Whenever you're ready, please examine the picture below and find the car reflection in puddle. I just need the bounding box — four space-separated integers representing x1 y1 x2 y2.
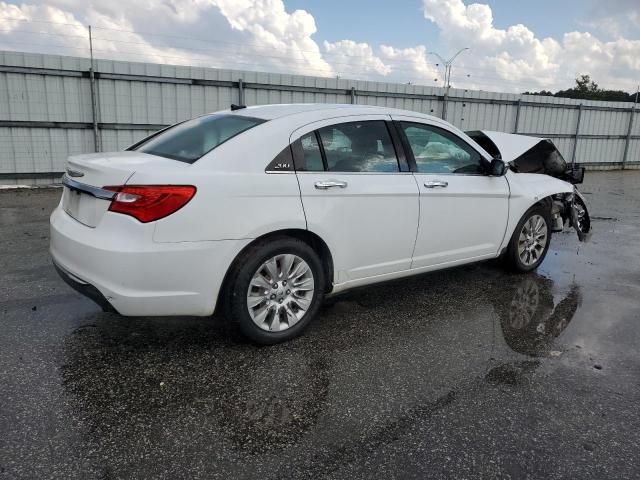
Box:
498 276 581 357
60 267 582 468
486 275 581 386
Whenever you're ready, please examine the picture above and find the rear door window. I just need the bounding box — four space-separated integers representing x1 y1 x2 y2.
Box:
132 114 265 163
298 132 325 171
319 121 399 172
294 120 400 173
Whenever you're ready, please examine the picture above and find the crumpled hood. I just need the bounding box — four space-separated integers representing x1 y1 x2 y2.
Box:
470 131 547 163
467 129 581 182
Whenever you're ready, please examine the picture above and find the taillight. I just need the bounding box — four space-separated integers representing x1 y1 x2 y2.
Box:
103 185 196 223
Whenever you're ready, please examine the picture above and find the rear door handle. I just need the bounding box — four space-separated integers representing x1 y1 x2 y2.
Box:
424 180 448 188
314 180 348 190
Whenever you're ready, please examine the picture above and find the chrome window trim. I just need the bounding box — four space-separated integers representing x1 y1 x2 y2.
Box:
293 171 415 175
411 172 488 177
266 171 416 175
62 175 116 200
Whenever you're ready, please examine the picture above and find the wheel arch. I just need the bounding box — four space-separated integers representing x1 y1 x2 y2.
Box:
215 228 335 315
500 194 556 254
503 199 554 272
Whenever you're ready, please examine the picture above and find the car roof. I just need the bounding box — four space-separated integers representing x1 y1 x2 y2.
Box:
225 103 441 122
214 103 492 161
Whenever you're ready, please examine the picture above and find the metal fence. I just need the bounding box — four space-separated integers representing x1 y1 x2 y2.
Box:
1 50 638 184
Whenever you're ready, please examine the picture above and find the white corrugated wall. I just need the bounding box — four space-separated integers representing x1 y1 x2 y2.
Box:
0 50 638 181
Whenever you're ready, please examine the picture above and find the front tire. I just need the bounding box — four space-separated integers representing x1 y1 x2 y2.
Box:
504 206 552 272
223 237 325 344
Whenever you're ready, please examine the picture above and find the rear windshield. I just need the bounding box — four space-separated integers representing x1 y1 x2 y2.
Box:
131 114 266 163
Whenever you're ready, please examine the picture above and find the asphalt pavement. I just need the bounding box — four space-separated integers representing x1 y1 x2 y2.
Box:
1 171 639 479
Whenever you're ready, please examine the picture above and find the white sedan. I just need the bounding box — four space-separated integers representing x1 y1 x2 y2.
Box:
50 104 590 344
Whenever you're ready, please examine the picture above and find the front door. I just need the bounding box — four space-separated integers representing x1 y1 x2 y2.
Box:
291 115 419 284
392 116 510 269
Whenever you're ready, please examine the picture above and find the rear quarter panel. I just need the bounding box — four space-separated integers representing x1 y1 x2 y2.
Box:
127 120 308 243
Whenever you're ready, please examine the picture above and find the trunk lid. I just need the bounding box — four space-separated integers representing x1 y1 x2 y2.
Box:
62 152 188 227
66 151 184 186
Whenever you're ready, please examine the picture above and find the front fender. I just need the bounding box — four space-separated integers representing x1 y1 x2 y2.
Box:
502 171 575 250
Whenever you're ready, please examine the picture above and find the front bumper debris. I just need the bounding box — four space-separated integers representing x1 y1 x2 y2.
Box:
551 189 591 242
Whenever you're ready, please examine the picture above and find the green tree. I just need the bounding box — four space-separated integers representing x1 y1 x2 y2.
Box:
575 75 599 94
524 75 635 102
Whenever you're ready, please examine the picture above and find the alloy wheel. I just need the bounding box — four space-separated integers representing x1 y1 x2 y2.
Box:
517 214 548 266
246 254 315 332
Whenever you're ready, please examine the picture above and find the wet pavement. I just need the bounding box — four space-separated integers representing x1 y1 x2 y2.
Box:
1 171 640 479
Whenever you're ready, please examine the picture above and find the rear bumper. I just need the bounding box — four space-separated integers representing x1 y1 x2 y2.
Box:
50 206 251 316
53 261 118 313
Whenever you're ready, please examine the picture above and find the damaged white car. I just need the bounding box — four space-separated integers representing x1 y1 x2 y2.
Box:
51 104 590 343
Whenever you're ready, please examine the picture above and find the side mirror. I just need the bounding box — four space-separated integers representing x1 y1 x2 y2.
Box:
488 158 507 176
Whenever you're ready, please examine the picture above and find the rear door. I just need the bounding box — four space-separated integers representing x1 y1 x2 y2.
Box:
391 116 510 268
292 115 419 284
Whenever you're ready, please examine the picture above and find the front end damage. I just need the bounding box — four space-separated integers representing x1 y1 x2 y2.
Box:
466 130 591 242
551 190 591 241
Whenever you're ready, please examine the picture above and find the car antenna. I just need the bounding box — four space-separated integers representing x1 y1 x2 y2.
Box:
230 104 246 111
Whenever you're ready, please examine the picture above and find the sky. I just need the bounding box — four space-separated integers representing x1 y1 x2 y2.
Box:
0 0 638 94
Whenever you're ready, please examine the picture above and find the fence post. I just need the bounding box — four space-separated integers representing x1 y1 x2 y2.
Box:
441 88 448 121
87 25 101 152
513 98 521 133
571 103 583 166
350 86 356 104
622 105 635 170
238 78 245 106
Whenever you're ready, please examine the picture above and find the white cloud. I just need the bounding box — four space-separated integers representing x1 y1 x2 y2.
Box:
209 0 332 75
422 0 561 90
0 0 334 76
323 40 390 77
379 45 439 83
583 0 640 38
422 0 640 92
0 0 638 94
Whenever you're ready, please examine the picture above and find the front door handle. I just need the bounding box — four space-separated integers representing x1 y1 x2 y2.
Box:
424 180 448 188
315 180 348 190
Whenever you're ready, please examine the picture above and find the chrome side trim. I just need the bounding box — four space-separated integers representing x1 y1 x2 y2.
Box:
62 175 116 200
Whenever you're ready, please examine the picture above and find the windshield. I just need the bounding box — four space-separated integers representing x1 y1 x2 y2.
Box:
132 114 265 163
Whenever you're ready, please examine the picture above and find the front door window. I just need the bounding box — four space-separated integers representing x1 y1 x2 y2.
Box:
400 122 484 174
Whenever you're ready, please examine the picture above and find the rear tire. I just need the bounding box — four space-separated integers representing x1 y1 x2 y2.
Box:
223 237 325 344
504 205 552 273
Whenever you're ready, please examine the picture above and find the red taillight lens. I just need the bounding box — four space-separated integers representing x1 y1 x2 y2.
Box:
103 185 196 223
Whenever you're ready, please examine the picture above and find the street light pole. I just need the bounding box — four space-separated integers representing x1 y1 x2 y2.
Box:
87 25 101 152
429 48 470 120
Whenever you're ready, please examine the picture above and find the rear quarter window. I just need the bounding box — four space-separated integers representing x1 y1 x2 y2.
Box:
131 114 266 164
